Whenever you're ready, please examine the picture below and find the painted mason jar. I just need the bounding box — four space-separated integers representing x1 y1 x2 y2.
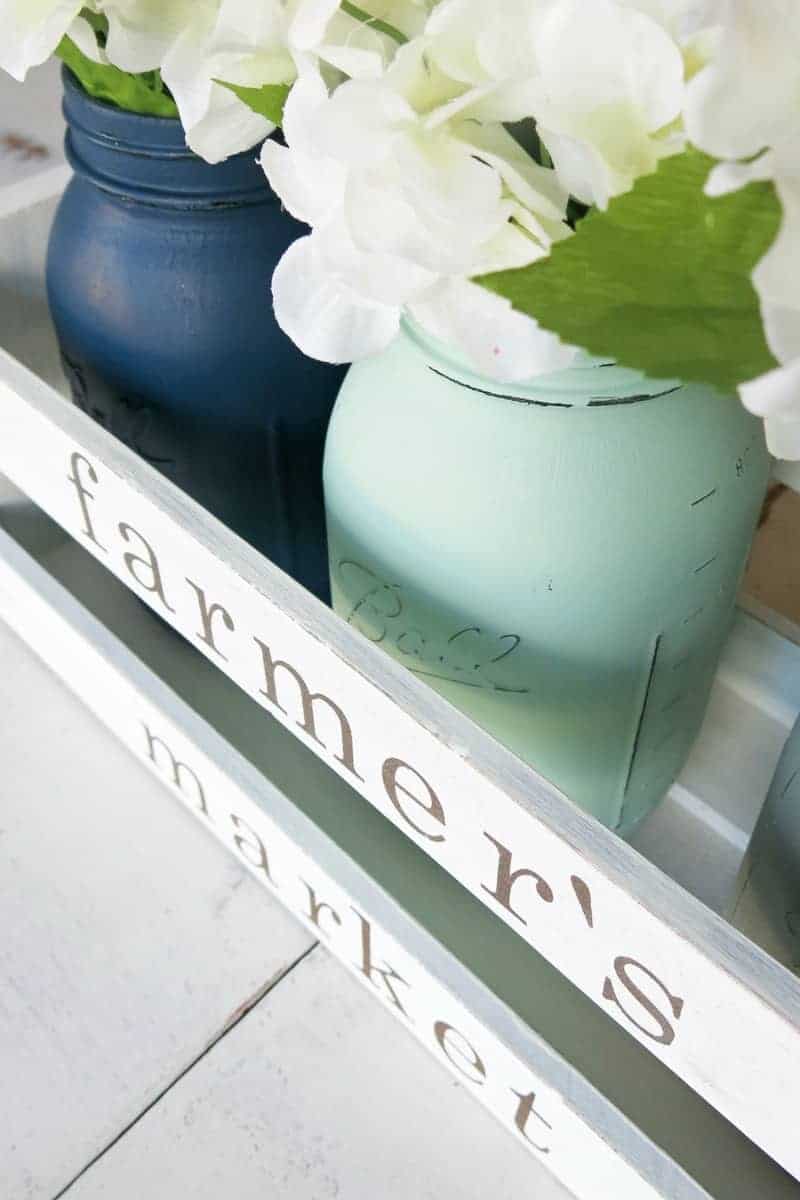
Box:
324 319 770 833
732 714 800 969
47 69 345 601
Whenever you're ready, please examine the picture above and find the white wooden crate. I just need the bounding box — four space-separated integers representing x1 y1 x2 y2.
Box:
1 169 799 1184
0 486 798 1200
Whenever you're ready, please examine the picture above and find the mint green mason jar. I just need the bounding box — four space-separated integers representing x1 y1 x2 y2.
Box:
324 320 770 833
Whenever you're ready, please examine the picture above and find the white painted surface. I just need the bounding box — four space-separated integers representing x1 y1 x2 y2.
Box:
0 510 711 1200
0 61 64 191
0 614 571 1200
0 616 314 1200
65 946 572 1200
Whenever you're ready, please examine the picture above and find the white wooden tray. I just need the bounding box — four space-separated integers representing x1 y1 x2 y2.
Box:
1 486 798 1200
1 171 799 1182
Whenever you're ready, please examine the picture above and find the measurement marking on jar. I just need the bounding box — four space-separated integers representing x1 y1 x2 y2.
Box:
671 654 689 671
682 607 705 625
693 555 718 574
661 693 683 714
691 487 717 506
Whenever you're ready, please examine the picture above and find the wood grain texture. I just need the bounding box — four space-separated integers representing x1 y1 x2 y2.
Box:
0 618 313 1200
65 947 572 1200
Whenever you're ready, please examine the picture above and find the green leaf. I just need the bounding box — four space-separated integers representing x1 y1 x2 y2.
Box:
478 148 782 394
216 79 292 126
56 36 178 118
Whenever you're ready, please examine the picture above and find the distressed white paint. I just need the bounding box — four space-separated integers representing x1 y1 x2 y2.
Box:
65 949 574 1200
0 613 313 1200
2 170 800 1180
0 518 678 1200
1 503 798 1200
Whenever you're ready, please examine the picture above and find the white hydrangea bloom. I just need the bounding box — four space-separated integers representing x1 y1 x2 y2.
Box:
0 0 88 80
159 0 426 163
708 150 800 459
261 54 575 378
687 2 800 457
526 0 686 209
159 0 290 164
99 0 197 72
684 0 800 162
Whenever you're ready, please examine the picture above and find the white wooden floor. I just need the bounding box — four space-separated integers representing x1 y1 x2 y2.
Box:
0 610 572 1198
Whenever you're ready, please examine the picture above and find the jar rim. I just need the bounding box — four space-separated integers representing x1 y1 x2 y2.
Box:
399 313 685 409
60 66 278 208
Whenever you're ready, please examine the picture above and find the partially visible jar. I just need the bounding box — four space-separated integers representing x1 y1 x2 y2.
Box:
47 68 345 600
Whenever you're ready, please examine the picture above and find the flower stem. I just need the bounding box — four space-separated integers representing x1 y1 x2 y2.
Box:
340 2 408 44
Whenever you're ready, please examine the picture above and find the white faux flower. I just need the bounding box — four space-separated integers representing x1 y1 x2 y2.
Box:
688 3 800 458
716 154 800 460
527 0 686 209
159 0 422 163
0 0 88 80
99 0 197 72
159 0 289 163
261 57 575 378
684 0 800 162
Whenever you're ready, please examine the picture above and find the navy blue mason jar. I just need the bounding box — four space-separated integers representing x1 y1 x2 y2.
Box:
47 68 345 601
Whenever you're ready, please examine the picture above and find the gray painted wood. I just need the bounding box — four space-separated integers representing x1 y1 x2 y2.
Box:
0 614 314 1199
66 948 573 1200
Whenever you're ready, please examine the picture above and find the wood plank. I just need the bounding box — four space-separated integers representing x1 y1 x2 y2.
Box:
65 945 573 1200
0 618 314 1200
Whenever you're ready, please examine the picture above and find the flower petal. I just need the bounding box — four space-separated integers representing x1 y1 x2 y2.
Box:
103 0 199 74
410 278 578 382
272 233 401 362
684 0 800 161
260 138 346 227
0 0 83 80
184 83 273 163
739 358 800 422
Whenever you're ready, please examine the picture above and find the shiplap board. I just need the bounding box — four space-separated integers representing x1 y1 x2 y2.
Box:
1 498 798 1200
65 947 572 1200
3 168 800 1180
0 613 314 1200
